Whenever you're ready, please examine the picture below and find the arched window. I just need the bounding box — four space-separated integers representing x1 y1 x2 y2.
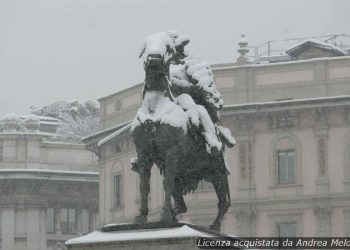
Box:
271 135 301 186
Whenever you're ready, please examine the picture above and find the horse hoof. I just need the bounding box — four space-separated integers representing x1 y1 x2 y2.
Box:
134 215 147 224
209 224 220 232
162 209 178 224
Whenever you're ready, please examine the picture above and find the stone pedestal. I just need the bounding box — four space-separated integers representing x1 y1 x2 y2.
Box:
66 222 226 250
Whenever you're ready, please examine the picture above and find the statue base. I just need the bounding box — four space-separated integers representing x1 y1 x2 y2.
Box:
65 221 228 250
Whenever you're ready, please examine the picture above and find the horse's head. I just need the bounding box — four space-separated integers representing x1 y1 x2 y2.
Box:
139 32 175 75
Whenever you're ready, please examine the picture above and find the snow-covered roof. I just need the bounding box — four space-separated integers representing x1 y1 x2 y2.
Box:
212 55 350 71
285 39 347 57
254 54 291 64
66 224 211 245
210 61 236 69
1 114 60 129
22 114 58 122
82 120 133 146
98 122 131 147
0 131 55 137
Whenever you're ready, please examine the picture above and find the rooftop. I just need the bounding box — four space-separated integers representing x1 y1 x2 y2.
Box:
246 33 350 63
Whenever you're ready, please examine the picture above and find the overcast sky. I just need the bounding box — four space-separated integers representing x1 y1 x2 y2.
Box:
0 0 349 116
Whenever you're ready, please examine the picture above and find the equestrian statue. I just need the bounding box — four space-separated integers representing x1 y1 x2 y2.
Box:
131 31 236 231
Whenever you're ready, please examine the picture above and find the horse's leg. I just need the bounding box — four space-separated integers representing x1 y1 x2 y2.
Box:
209 173 231 231
134 162 152 224
162 146 178 223
172 183 187 215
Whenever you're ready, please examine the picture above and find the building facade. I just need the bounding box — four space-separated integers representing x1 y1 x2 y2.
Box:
84 37 350 237
0 116 99 250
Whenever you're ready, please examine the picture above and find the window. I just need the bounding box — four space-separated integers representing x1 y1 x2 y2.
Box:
271 135 301 187
197 180 213 190
114 175 122 207
114 100 122 111
46 208 55 233
114 142 121 154
277 150 296 184
270 213 302 237
60 208 76 234
277 222 297 237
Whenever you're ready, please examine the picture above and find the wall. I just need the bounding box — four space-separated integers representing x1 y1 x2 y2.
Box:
0 131 99 250
93 55 350 237
0 133 97 172
98 56 350 131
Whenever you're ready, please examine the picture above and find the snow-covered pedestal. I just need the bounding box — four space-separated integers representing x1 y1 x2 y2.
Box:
65 222 225 250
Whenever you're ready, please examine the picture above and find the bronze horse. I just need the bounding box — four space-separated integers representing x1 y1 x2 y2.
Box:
131 32 232 231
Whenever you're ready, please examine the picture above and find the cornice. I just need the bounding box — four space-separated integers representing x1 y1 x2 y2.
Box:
221 96 350 115
0 169 99 182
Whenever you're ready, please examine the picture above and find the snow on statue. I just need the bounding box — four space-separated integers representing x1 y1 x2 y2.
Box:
131 31 236 231
134 31 235 154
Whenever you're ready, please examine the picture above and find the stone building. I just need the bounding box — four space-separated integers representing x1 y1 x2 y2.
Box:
84 35 350 237
0 115 99 250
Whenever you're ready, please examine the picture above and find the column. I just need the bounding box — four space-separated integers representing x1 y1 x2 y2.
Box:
1 206 15 250
235 114 256 199
314 207 331 236
27 208 40 250
76 208 82 235
314 109 329 195
89 209 94 232
234 209 257 237
40 208 47 250
55 207 61 235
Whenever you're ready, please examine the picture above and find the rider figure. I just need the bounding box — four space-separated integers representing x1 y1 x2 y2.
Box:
168 31 235 155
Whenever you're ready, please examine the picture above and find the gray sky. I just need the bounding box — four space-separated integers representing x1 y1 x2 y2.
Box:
0 0 349 116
